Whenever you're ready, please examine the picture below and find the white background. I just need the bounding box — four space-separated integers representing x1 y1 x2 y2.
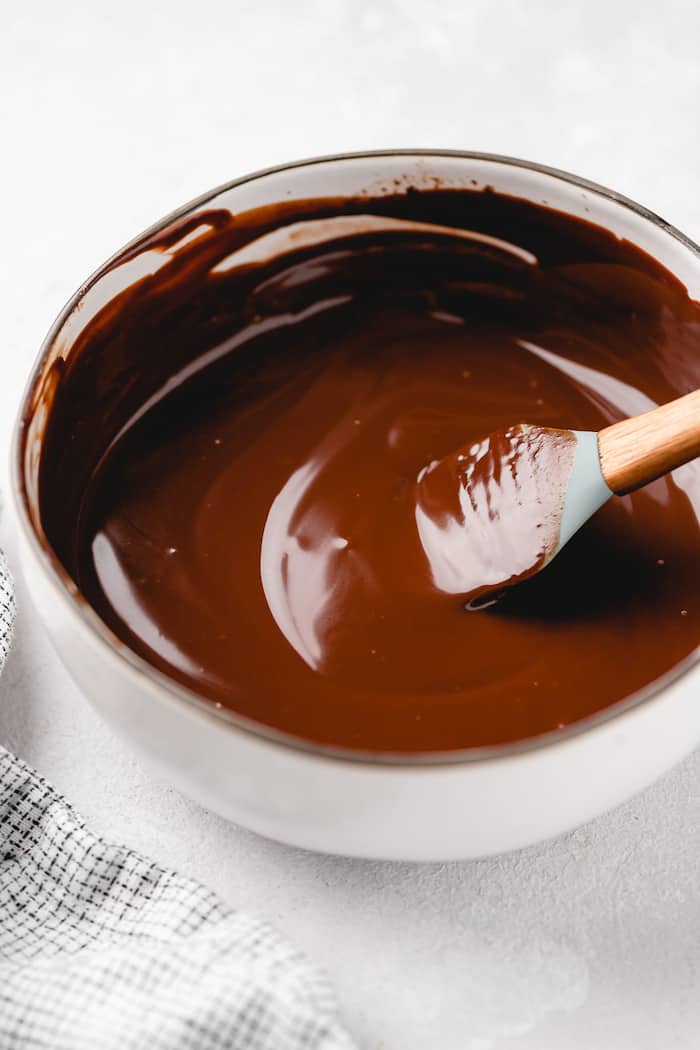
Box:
1 2 699 1047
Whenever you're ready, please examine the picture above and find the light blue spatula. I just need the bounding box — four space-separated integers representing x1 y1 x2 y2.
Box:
416 389 700 604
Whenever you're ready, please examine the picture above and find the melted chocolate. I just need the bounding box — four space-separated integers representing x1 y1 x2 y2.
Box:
31 188 700 752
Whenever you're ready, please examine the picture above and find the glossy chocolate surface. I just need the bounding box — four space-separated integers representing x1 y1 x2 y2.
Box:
34 188 700 752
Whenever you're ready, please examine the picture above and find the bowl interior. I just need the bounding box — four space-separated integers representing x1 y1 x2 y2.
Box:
14 151 700 763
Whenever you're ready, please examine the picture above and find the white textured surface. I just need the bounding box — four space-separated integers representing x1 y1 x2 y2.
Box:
1 2 699 1047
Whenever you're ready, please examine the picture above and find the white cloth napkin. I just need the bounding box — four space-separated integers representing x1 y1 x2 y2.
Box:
0 549 355 1050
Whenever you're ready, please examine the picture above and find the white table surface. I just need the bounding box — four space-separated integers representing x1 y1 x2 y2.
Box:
2 2 699 1047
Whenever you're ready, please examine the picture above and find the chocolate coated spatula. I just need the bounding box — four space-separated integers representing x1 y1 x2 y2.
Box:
416 389 700 605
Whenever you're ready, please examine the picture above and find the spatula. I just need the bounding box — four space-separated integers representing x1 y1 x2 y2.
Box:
415 389 700 606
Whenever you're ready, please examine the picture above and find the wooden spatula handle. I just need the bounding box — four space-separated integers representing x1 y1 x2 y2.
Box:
598 389 700 495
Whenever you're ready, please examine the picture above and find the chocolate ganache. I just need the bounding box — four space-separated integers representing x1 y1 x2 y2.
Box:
33 188 700 752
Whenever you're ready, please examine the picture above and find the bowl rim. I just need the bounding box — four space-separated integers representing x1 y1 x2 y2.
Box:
11 148 700 769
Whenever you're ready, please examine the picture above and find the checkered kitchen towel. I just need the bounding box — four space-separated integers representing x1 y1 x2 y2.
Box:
0 549 355 1050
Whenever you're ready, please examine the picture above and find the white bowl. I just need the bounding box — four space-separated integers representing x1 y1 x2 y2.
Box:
10 152 700 861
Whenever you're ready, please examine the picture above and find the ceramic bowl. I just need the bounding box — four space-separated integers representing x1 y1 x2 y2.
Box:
10 151 700 860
